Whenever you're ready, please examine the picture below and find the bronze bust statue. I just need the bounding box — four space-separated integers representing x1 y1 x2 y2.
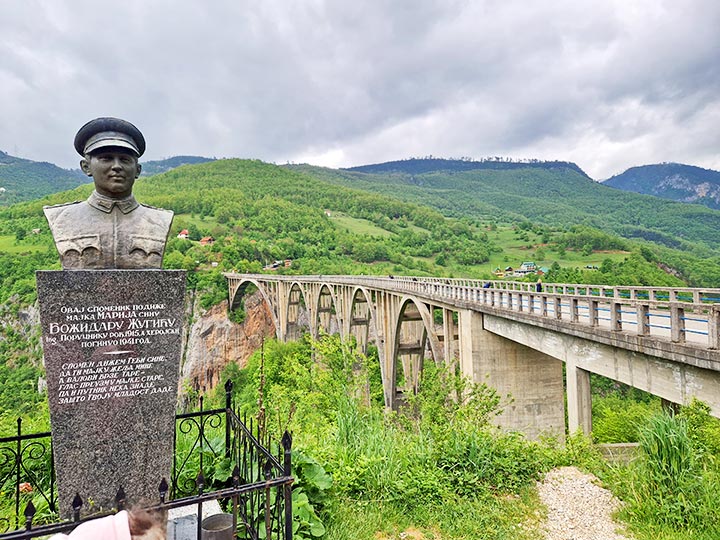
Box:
44 118 173 269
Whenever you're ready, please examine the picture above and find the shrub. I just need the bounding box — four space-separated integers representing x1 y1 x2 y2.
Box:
591 394 660 443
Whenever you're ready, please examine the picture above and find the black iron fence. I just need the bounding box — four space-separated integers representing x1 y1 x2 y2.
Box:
0 381 293 539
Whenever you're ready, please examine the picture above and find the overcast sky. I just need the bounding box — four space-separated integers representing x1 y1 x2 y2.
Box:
1 0 718 179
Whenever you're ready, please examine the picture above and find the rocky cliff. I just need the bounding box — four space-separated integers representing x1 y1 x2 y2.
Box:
604 163 720 209
181 291 275 396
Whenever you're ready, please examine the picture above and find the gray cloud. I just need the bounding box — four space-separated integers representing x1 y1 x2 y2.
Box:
0 0 718 179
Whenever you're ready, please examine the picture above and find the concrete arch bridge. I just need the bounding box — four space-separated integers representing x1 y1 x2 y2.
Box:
225 273 720 439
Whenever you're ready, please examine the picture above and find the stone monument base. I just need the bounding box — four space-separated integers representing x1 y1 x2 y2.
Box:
37 270 186 516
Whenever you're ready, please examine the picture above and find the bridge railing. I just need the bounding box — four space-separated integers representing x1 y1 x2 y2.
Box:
225 273 720 350
379 277 720 349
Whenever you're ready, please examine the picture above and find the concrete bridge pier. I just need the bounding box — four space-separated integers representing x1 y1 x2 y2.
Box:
566 362 592 435
458 310 565 440
442 308 458 368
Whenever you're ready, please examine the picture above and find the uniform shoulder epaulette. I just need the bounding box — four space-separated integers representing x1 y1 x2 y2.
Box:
43 201 82 210
140 203 173 213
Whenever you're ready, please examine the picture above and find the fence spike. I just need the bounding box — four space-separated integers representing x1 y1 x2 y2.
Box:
23 500 36 530
232 466 240 488
115 486 126 510
263 459 273 480
72 493 83 522
159 478 169 503
224 379 233 393
281 431 292 450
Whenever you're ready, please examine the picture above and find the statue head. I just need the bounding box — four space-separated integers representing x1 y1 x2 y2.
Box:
75 118 145 199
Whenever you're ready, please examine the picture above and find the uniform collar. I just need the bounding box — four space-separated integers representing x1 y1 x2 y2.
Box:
87 191 139 214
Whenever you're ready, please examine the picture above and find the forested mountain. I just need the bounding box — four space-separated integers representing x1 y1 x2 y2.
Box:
1 158 696 310
0 150 86 205
140 155 215 176
346 157 590 178
603 163 720 210
288 160 720 255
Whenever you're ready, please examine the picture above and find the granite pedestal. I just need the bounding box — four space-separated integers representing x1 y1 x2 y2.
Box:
36 270 186 516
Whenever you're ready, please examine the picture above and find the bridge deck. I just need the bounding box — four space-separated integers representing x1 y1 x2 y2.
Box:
226 273 720 355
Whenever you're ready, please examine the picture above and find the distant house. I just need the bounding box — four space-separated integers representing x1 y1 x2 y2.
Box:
514 261 537 276
324 210 332 217
284 259 292 268
263 260 285 271
492 267 504 278
199 236 215 246
31 228 41 235
177 229 189 239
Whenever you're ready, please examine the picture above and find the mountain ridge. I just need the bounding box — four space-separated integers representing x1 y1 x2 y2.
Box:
345 157 590 178
0 150 87 206
603 163 720 210
288 159 720 254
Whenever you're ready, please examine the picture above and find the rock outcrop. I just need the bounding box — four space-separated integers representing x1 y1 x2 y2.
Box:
181 291 275 396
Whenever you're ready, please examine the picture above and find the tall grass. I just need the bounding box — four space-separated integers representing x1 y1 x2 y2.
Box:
609 405 720 538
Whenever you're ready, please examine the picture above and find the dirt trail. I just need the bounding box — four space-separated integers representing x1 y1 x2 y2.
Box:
537 467 630 540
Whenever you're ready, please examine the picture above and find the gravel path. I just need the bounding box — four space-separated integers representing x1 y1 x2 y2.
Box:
536 467 630 540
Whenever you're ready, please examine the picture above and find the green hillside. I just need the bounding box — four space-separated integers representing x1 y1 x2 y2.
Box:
287 161 720 286
288 161 720 252
0 150 87 205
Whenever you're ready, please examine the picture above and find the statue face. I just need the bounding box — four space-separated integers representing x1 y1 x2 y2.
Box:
81 149 142 199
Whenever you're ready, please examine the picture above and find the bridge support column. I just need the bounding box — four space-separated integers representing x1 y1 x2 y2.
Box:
443 308 456 367
566 362 592 435
276 282 290 342
458 310 565 440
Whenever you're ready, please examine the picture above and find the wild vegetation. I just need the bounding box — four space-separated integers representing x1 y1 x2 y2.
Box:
203 335 720 540
210 336 565 539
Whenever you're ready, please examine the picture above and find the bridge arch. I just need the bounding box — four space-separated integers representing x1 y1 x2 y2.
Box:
229 278 280 338
390 296 442 405
347 286 378 354
314 283 341 338
285 282 311 341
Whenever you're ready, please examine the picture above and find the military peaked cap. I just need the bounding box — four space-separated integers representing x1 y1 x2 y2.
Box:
74 117 146 157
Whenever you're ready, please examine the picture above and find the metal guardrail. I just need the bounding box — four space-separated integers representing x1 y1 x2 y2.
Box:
0 381 293 540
